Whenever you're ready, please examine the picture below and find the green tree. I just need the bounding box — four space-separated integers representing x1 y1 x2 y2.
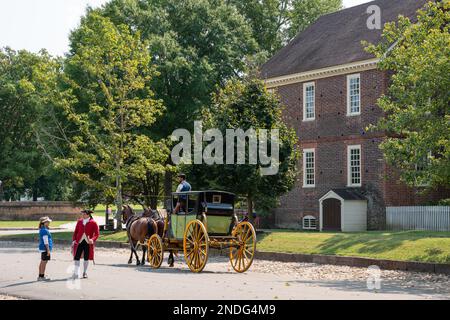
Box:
229 0 342 54
59 13 166 226
101 0 259 198
102 0 258 137
188 78 299 215
365 1 450 188
0 48 69 201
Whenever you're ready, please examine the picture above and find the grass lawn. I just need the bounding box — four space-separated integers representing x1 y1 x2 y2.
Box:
0 221 69 228
257 230 450 264
0 230 129 242
2 228 450 264
93 204 144 218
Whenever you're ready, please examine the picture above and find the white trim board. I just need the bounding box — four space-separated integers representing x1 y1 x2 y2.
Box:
264 58 379 88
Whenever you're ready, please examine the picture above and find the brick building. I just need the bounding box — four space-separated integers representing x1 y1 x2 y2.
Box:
261 0 448 231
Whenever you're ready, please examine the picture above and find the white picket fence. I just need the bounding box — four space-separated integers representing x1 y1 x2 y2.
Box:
386 206 450 231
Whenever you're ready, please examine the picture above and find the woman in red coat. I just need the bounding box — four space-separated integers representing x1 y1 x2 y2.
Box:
71 209 99 279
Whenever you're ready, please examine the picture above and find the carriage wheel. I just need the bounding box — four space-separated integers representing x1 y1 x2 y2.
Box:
183 219 209 273
230 221 256 273
147 234 164 269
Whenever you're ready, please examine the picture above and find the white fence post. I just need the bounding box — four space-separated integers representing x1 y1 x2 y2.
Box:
386 206 450 231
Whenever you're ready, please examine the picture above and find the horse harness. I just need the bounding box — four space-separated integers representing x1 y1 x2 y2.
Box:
125 213 159 246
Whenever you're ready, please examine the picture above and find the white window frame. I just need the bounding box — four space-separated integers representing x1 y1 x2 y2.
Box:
347 145 362 187
303 148 315 188
347 74 361 116
303 82 315 121
302 215 317 230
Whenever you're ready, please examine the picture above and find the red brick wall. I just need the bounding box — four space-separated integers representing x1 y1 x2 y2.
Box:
0 201 82 221
383 167 449 206
272 69 448 230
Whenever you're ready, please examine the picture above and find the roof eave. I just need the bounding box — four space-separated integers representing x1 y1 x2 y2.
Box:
264 58 379 88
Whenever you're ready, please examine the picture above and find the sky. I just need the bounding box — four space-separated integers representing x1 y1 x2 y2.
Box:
0 0 373 56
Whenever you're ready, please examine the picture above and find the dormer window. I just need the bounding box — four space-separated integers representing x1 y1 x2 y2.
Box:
347 74 360 115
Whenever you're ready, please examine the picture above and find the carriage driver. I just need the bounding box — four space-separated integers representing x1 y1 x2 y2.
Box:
173 173 191 214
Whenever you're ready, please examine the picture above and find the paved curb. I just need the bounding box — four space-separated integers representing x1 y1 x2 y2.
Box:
255 251 450 275
0 227 66 231
0 237 130 249
2 238 449 275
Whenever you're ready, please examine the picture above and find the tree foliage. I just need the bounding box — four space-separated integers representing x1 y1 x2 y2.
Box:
187 78 299 214
0 48 70 200
59 12 168 216
101 0 259 138
100 0 261 201
229 0 342 54
365 1 450 188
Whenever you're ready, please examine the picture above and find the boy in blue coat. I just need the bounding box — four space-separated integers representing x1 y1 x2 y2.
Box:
38 216 53 281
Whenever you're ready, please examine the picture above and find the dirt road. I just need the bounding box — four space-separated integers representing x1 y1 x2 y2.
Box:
0 241 448 300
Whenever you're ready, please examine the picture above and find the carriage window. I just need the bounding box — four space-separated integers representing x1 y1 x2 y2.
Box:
212 195 221 203
188 194 198 213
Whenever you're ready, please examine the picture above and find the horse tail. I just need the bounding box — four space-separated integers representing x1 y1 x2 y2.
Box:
146 218 157 238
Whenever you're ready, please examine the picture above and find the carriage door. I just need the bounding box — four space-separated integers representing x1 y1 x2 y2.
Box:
322 198 341 231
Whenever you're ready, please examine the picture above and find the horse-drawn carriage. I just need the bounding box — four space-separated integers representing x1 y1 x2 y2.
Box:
146 190 256 273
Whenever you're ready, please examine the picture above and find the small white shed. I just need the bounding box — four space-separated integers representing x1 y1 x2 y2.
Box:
319 189 367 232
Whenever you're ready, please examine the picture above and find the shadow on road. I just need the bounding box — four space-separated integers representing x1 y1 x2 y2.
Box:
283 278 450 299
1 278 69 289
99 262 234 275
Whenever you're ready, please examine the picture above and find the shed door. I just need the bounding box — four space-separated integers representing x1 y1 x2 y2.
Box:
322 198 341 231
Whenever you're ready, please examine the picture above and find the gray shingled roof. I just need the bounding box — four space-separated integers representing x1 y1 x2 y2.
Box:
332 189 366 201
261 0 427 79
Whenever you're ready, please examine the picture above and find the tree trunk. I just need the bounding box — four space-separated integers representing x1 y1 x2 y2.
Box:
115 171 123 231
247 195 253 220
116 109 124 230
164 171 172 208
0 181 4 202
32 185 38 202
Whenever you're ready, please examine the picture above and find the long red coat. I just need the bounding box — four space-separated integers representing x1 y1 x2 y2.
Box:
72 218 99 260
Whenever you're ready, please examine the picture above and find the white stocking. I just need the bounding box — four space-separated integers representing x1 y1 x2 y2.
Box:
83 260 89 274
73 260 80 277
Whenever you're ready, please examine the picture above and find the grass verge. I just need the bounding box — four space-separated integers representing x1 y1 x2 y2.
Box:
0 221 69 228
2 228 450 263
257 230 450 264
0 230 128 242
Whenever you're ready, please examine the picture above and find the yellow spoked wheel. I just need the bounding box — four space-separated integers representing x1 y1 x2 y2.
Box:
183 219 209 273
230 221 256 273
147 234 164 269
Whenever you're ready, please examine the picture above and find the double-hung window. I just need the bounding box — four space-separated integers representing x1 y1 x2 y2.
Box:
303 82 315 121
347 74 360 115
347 145 361 187
303 148 315 187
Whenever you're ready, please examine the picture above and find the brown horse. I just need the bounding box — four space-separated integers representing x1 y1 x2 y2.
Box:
121 205 163 265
